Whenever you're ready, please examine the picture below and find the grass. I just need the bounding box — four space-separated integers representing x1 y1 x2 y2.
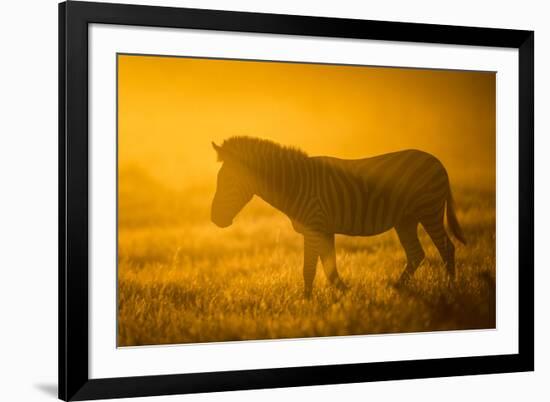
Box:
117 174 495 347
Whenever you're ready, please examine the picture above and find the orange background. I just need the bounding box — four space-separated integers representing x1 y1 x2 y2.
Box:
118 54 495 191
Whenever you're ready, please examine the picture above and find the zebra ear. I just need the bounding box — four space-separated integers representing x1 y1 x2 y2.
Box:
212 141 223 161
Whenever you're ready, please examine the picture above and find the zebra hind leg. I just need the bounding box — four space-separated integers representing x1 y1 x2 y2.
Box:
421 213 456 280
318 233 349 292
395 219 425 287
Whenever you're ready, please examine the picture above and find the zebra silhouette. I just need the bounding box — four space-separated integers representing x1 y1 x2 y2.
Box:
211 137 466 298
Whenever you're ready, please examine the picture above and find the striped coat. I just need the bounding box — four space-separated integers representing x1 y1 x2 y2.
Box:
211 137 466 298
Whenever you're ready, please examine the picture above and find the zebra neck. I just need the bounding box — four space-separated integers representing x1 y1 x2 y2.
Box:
253 157 313 220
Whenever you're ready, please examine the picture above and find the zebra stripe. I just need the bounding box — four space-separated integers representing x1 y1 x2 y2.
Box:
211 137 466 298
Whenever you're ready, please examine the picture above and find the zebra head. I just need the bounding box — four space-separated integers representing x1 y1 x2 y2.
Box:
211 141 254 228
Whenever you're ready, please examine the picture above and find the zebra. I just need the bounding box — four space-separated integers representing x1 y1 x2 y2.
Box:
211 136 466 299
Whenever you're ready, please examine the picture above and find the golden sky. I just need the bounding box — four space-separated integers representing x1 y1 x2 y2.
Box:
118 54 495 190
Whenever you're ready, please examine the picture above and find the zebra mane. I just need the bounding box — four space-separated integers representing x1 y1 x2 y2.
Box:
216 136 309 168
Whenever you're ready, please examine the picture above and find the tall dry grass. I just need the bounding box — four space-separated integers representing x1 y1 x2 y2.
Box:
117 167 495 346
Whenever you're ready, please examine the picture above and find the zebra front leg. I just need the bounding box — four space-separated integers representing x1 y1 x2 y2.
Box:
303 234 320 299
319 233 349 292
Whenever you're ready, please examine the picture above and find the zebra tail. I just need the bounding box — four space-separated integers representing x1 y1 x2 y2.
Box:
446 186 467 245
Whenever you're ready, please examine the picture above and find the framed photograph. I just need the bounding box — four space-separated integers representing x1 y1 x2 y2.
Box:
59 1 534 400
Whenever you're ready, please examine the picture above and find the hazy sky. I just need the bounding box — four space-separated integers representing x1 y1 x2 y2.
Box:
118 54 495 190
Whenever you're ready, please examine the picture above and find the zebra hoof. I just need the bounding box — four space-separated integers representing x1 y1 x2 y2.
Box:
394 276 411 289
445 276 457 289
337 282 350 293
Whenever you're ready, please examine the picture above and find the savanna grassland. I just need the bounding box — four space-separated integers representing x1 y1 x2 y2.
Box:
117 55 497 347
117 167 495 347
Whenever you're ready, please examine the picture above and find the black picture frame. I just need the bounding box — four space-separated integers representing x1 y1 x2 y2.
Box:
59 1 534 400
